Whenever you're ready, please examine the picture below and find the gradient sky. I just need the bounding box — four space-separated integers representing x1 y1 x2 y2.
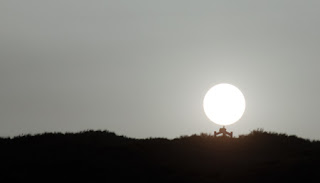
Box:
1 1 320 139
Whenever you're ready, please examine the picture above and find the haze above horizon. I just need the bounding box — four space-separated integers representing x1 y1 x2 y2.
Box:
1 1 320 140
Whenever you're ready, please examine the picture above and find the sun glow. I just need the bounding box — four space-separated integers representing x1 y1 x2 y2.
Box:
203 83 246 126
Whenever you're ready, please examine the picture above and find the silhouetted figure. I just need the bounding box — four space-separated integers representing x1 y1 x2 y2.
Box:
214 126 233 137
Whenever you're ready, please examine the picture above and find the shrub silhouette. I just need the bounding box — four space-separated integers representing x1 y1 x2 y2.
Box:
0 129 319 182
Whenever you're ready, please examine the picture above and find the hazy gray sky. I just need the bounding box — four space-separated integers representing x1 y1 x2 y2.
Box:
1 0 320 139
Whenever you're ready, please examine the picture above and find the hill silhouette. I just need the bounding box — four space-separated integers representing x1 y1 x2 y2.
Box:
0 129 319 182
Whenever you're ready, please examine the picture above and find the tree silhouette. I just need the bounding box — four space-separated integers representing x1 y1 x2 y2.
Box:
0 129 319 182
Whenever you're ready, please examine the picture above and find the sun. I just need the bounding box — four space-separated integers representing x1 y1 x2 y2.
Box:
203 83 246 126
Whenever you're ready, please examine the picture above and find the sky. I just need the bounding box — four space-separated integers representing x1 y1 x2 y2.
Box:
1 0 320 140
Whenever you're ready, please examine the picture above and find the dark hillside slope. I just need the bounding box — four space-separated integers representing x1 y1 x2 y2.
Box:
0 130 319 182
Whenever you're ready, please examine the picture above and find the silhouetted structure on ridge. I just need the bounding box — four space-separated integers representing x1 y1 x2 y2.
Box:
1 129 320 182
214 126 233 137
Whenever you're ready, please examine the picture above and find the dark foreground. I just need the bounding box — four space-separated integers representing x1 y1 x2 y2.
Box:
0 130 319 183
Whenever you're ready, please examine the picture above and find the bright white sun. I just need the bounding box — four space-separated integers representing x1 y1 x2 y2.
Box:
203 83 246 126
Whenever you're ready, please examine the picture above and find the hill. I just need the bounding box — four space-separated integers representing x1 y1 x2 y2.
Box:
0 129 319 182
